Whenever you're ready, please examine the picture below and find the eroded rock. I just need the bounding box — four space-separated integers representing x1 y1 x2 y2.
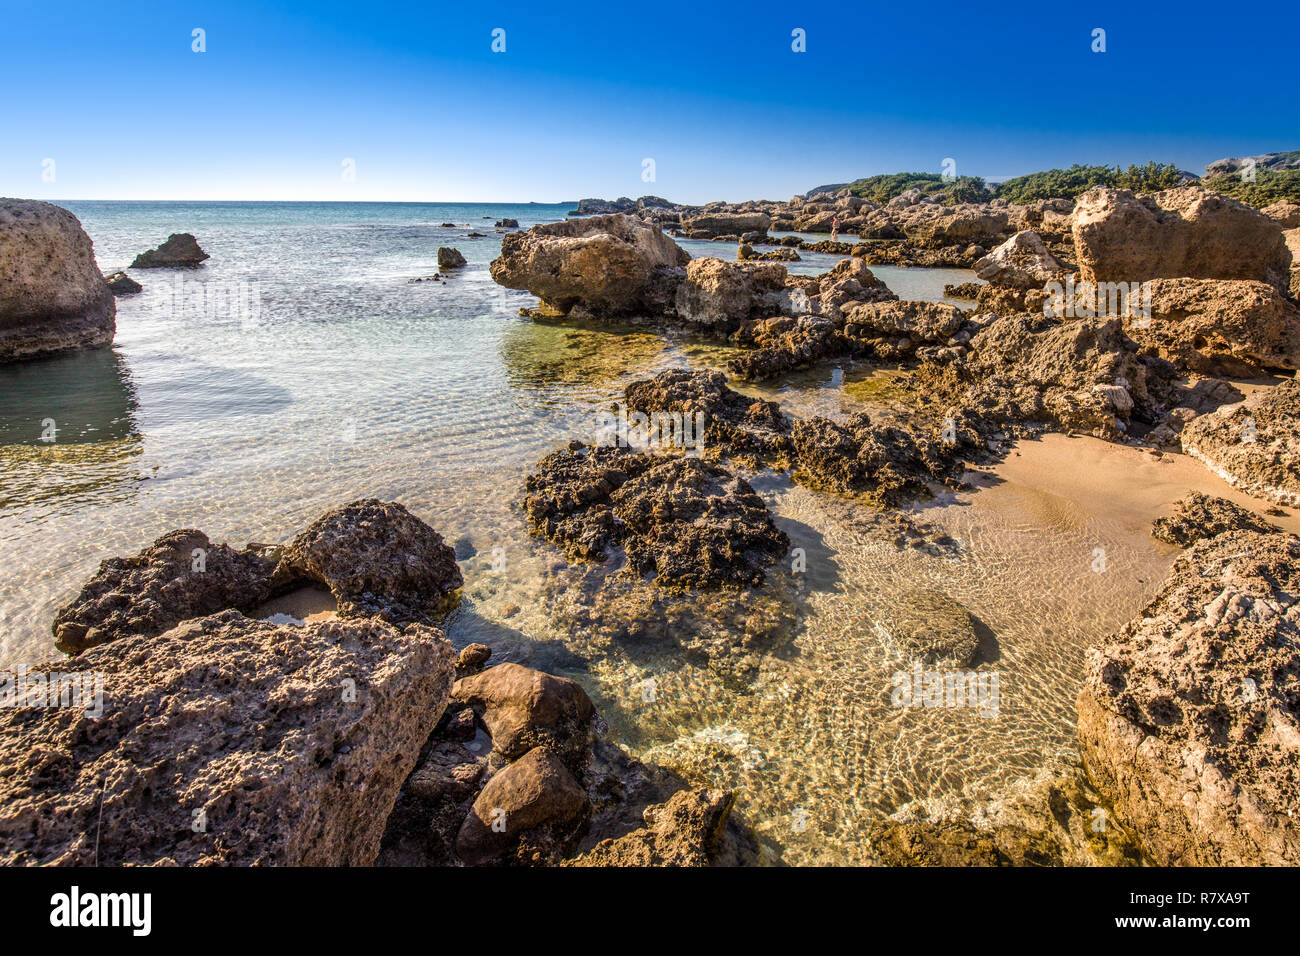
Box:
0 611 454 865
1151 492 1280 546
130 233 209 268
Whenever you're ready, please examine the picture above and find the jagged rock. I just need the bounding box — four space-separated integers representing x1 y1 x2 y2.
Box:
436 247 466 269
842 300 967 347
455 747 591 865
51 529 279 654
1180 380 1300 505
452 662 596 765
728 315 844 381
790 412 961 505
673 257 789 327
276 498 463 625
869 820 1058 866
621 367 793 462
494 218 519 229
1262 201 1300 229
682 211 770 238
103 271 142 295
927 313 1169 438
490 214 689 318
0 611 454 865
1151 492 1280 546
1132 277 1300 375
1078 530 1300 865
805 256 898 318
524 447 789 589
1072 187 1292 294
129 233 209 268
0 199 116 363
568 788 734 866
974 230 1064 289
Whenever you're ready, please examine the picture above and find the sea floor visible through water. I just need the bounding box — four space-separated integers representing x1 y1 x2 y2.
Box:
2 201 1288 864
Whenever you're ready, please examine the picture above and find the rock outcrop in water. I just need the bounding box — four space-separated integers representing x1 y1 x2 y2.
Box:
437 247 467 269
1078 530 1300 865
524 444 790 589
1150 492 1280 546
0 199 116 363
52 529 280 654
130 232 209 268
490 214 689 319
378 657 755 866
52 499 463 654
276 498 463 625
1072 186 1292 293
103 270 142 295
0 610 454 865
1179 379 1300 505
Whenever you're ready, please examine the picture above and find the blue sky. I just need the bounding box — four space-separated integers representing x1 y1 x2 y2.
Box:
1 0 1295 203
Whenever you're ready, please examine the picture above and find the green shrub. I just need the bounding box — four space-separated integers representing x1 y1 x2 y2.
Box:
845 172 992 206
993 163 1184 203
1201 170 1300 207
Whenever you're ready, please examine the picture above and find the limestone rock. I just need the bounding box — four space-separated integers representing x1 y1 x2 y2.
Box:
130 233 209 268
1078 530 1300 865
0 611 454 866
0 199 116 363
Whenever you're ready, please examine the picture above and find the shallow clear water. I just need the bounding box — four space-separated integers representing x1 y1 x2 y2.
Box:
0 201 1179 864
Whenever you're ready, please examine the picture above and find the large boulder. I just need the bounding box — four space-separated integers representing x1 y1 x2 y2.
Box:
973 230 1064 289
0 611 454 865
437 247 466 270
1072 187 1292 293
1133 277 1300 375
1179 380 1300 505
454 747 591 865
452 662 596 765
0 199 116 363
681 211 771 238
129 233 209 268
489 214 689 318
673 257 788 327
1078 531 1300 865
276 498 463 625
52 529 279 654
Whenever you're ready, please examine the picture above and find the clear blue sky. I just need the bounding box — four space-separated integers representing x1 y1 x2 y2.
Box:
2 0 1295 203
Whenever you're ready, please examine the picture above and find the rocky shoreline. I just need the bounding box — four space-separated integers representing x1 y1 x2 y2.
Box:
3 169 1299 866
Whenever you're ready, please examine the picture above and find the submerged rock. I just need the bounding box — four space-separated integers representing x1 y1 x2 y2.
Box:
0 610 454 865
129 232 209 268
1179 379 1300 505
437 247 467 269
1072 186 1292 294
877 587 981 667
276 498 463 625
568 788 735 866
1150 492 1280 546
0 199 116 363
1078 530 1300 865
52 529 279 654
490 214 689 318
